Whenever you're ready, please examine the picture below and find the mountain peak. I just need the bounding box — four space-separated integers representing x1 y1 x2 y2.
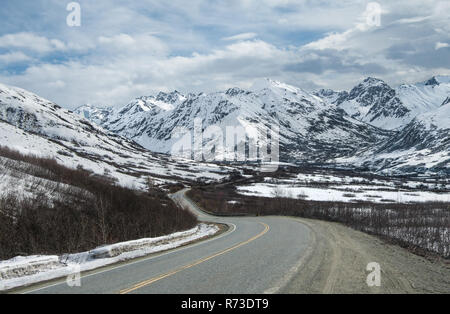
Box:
362 77 386 86
316 89 336 97
250 78 300 93
424 75 450 86
349 77 393 99
250 77 276 90
333 77 411 130
425 76 440 86
155 90 185 103
225 87 248 96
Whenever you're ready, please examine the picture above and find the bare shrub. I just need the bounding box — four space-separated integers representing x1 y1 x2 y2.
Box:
0 147 197 260
188 186 450 259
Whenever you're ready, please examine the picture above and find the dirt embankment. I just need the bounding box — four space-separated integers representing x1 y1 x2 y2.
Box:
283 218 450 294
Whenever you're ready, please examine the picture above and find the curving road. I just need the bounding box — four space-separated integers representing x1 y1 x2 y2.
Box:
21 189 312 294
14 188 450 294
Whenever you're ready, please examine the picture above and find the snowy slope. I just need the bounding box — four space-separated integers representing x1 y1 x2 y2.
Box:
82 78 389 163
442 97 450 107
334 78 412 130
336 102 450 175
299 76 450 174
396 76 450 116
314 89 348 105
324 76 450 131
0 83 233 188
75 104 113 126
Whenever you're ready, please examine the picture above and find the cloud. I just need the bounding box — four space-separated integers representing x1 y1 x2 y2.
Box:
284 50 387 75
435 42 449 50
0 32 66 53
0 0 449 108
98 34 136 46
97 33 168 56
0 52 31 63
0 39 293 107
222 33 258 41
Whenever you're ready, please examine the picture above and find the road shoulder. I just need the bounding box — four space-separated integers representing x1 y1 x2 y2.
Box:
282 218 450 294
3 223 229 294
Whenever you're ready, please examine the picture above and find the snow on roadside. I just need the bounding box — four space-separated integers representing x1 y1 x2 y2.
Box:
0 223 219 291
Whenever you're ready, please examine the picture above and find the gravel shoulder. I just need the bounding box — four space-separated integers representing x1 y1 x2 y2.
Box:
282 218 450 294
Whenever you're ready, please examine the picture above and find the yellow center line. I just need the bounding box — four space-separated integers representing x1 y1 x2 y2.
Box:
119 222 270 294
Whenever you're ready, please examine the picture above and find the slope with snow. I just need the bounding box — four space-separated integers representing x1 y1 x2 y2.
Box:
311 76 449 174
81 78 390 163
442 97 450 107
17 75 448 176
334 78 412 130
337 101 450 175
0 83 234 188
396 76 450 116
314 89 348 105
75 104 113 126
323 76 450 131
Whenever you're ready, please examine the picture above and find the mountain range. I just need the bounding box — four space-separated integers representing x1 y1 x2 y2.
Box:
78 79 391 163
75 76 449 175
0 83 234 188
0 75 447 181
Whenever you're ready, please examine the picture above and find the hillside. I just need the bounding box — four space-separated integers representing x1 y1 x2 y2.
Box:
0 83 234 189
76 79 390 163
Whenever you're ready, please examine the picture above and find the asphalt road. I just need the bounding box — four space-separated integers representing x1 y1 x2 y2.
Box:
21 189 312 294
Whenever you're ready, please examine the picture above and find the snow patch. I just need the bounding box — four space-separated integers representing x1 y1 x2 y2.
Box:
0 223 219 291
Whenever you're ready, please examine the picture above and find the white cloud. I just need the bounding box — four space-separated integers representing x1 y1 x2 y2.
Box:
435 42 449 50
0 0 449 109
222 33 258 41
0 33 66 53
303 30 355 51
0 52 31 63
0 39 295 107
97 33 168 56
98 34 136 46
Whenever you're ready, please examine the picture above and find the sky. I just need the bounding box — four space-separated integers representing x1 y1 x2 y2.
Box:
0 0 449 109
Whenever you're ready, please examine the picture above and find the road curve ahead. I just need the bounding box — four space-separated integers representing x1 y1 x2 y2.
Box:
22 189 312 294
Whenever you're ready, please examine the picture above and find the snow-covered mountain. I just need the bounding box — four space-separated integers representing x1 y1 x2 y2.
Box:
0 83 233 188
338 101 450 175
78 79 390 163
315 76 449 174
333 77 411 130
380 100 450 156
314 89 348 105
87 91 187 143
322 76 450 131
75 104 113 126
75 76 450 174
396 76 450 115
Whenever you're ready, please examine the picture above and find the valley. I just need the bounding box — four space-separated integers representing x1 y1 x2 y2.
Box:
0 76 448 293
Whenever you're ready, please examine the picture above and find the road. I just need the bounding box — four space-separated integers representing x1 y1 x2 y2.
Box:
20 189 312 294
16 188 450 294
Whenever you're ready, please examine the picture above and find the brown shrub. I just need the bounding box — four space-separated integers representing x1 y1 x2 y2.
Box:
0 147 197 260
